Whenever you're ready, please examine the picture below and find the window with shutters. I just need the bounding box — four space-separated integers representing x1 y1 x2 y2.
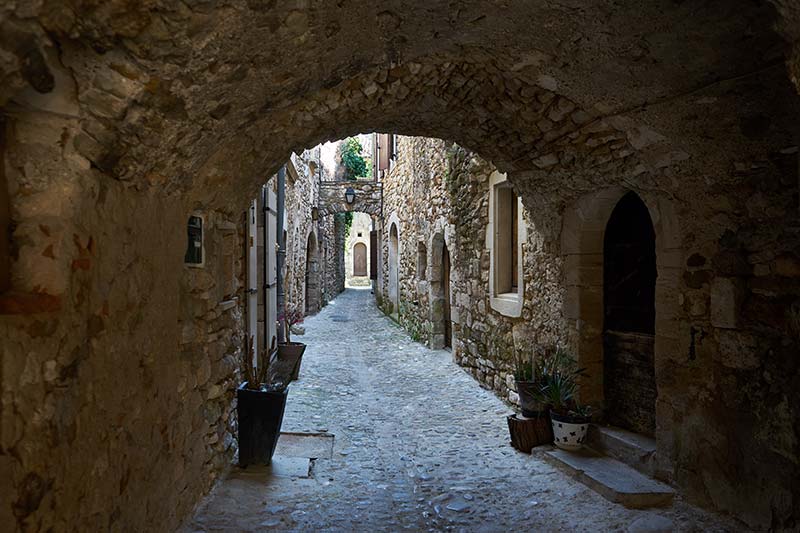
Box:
487 171 525 317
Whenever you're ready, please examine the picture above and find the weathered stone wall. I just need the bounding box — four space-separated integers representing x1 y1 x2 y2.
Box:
378 136 565 400
1 1 799 531
274 152 345 318
379 134 800 529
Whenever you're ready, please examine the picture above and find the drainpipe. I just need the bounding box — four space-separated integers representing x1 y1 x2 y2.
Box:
261 184 270 346
276 165 286 344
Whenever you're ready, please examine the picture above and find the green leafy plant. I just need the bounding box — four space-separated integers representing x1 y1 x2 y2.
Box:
339 137 369 180
529 346 590 417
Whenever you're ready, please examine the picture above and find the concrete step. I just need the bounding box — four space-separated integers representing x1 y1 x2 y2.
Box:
586 424 657 477
544 448 674 509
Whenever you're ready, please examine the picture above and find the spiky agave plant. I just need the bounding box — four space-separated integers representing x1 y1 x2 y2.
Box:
240 335 276 390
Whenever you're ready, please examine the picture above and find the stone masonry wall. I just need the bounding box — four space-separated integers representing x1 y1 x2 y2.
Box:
379 135 800 529
0 2 798 531
277 151 345 319
379 136 564 404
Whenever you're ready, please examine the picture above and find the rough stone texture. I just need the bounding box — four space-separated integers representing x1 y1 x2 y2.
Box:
378 134 800 530
183 289 737 532
0 1 799 531
278 151 344 317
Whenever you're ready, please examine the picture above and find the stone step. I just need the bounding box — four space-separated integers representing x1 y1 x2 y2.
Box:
544 448 674 509
586 424 657 477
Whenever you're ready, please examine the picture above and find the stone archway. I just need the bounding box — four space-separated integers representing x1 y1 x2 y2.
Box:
305 230 320 315
602 191 657 436
561 186 682 474
1 2 798 530
387 221 400 316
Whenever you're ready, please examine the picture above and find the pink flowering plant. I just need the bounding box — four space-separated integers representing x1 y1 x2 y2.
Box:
279 306 304 342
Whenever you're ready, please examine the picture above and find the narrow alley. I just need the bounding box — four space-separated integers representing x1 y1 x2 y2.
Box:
184 289 732 532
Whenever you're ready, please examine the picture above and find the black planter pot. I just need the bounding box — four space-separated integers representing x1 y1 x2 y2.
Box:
515 380 544 418
237 383 287 467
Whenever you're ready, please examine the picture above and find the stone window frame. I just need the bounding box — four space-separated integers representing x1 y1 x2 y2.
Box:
487 171 526 318
184 212 206 268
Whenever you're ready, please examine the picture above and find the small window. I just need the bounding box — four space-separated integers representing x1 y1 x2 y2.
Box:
494 184 519 294
488 171 525 318
185 215 203 265
417 242 427 280
357 232 362 238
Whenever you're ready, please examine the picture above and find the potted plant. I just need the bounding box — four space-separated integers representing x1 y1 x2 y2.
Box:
276 306 306 381
513 351 543 418
534 347 592 451
238 336 288 466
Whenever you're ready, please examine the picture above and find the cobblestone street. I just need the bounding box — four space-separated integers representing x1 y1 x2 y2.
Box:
184 289 737 532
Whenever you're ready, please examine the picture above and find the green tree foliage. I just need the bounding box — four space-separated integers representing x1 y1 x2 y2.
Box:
340 137 369 180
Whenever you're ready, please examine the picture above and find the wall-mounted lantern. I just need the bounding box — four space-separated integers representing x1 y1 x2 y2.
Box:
345 187 356 204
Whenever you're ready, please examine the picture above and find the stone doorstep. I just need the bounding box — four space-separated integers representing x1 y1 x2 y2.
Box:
275 431 335 460
586 424 657 478
543 448 674 509
269 456 312 479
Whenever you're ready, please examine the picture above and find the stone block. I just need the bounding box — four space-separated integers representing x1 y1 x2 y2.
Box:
710 278 744 329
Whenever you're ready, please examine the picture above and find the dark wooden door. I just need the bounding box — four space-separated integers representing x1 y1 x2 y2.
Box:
603 192 657 436
443 244 451 348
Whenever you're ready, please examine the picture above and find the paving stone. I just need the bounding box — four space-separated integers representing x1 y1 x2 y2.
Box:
183 290 739 532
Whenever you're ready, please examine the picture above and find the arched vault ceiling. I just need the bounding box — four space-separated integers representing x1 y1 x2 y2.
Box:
1 0 799 207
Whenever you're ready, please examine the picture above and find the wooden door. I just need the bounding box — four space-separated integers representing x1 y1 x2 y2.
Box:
353 242 367 276
443 244 451 348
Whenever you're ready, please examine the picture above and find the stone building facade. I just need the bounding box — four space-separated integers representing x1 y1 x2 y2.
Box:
378 134 800 529
280 152 345 319
1 2 799 531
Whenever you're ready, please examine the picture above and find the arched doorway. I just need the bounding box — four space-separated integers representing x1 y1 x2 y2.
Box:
388 223 399 315
305 231 319 314
442 244 451 348
353 242 367 277
603 191 657 436
429 231 452 349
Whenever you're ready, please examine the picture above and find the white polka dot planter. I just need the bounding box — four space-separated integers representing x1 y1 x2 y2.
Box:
550 411 589 451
